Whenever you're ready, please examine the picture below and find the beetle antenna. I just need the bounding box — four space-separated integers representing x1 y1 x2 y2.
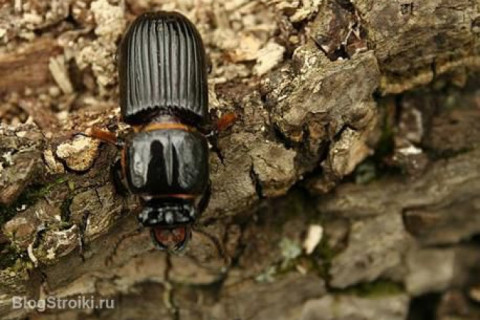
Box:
193 226 230 265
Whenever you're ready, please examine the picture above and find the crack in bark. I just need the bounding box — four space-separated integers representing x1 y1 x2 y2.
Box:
249 163 265 199
165 254 180 320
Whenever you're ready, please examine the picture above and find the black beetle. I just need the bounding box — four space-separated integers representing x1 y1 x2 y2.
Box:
89 11 235 252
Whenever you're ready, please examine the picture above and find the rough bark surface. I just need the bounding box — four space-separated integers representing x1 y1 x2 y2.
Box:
0 0 479 319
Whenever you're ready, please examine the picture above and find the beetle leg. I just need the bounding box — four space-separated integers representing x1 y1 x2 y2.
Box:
111 158 129 196
205 110 237 135
215 112 237 133
85 127 125 148
191 226 231 265
197 181 211 215
207 133 225 164
105 225 144 267
204 111 237 163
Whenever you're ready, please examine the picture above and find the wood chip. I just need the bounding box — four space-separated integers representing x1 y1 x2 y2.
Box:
254 42 285 76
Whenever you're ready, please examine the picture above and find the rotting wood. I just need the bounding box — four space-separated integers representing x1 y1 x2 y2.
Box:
0 0 480 319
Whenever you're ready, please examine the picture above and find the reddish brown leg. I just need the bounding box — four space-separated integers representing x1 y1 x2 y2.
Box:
86 127 128 193
206 112 237 164
86 127 121 146
216 112 237 132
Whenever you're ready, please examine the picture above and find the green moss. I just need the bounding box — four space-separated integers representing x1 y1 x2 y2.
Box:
0 177 67 225
0 177 70 269
279 237 302 261
354 161 377 184
313 236 335 281
255 237 303 283
277 191 309 221
255 265 278 283
375 125 395 161
254 235 337 284
60 195 73 223
3 256 33 279
0 245 21 269
334 280 404 298
352 100 403 183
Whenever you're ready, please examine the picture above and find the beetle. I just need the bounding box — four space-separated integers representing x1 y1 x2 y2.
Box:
89 11 235 252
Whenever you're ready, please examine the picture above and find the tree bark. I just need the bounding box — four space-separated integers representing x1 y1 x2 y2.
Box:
0 0 479 319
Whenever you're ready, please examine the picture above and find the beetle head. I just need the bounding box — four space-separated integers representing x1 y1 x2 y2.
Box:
138 201 196 227
150 225 192 252
138 201 196 252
